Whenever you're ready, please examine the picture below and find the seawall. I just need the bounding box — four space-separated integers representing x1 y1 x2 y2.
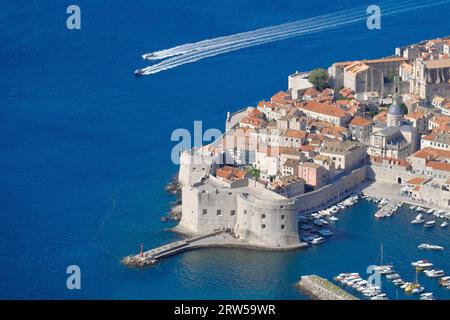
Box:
296 275 359 300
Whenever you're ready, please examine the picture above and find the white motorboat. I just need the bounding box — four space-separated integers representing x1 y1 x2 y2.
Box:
441 221 448 227
418 243 444 251
411 286 425 294
424 221 436 228
311 237 325 245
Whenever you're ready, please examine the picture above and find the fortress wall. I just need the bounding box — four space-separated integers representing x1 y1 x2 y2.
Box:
178 151 212 186
293 166 367 213
366 165 414 185
235 196 299 247
178 167 368 248
178 185 238 234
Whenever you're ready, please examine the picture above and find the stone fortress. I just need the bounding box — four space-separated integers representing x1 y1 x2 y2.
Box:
173 37 450 250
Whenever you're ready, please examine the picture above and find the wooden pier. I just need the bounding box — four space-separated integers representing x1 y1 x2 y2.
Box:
374 200 401 218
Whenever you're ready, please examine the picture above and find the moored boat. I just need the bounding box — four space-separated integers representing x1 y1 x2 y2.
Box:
418 243 444 251
424 221 436 228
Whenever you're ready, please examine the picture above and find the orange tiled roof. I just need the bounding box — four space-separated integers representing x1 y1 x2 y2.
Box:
411 147 450 159
426 161 450 172
406 177 427 185
298 101 349 118
350 117 372 126
285 129 307 139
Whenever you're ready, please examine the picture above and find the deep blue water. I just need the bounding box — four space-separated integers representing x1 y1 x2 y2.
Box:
1 0 449 299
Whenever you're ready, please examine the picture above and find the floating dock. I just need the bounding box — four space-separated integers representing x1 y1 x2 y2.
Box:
296 275 359 300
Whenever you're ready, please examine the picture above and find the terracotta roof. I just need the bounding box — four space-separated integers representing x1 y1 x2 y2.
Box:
350 117 372 126
298 101 349 118
411 147 450 160
406 177 427 185
240 116 266 128
426 161 450 172
285 129 307 139
303 87 320 97
216 166 247 181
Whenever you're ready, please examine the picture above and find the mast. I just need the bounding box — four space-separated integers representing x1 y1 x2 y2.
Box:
380 244 383 266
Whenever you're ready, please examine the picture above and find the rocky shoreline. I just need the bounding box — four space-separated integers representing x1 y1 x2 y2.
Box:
161 176 182 222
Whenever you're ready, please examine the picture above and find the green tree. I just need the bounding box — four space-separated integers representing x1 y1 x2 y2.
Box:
399 103 408 115
309 68 330 91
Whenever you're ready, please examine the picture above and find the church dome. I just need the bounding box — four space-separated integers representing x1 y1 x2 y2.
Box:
388 100 403 116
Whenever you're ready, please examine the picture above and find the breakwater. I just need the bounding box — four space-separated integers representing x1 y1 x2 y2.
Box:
296 275 359 300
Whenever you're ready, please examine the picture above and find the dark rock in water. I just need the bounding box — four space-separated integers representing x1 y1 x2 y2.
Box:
165 176 181 195
170 205 182 220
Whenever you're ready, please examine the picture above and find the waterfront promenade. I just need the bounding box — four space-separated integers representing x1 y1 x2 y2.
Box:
361 180 449 211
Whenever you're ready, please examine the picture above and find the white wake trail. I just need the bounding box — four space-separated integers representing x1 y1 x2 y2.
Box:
137 0 449 75
141 7 367 60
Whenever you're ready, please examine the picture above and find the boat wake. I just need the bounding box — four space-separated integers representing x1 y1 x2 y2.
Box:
135 0 450 76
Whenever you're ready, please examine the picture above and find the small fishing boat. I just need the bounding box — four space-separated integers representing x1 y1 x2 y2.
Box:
441 221 448 227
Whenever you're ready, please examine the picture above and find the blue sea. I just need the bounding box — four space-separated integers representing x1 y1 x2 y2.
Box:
1 0 450 299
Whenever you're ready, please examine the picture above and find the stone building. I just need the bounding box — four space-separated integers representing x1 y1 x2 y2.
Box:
349 116 373 143
368 100 417 159
319 140 367 171
410 59 450 100
328 57 408 99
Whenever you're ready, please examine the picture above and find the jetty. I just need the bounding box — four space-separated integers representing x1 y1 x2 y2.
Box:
122 230 225 267
374 200 401 218
296 275 359 300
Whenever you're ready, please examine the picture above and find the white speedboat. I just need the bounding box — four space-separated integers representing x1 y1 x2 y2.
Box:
411 218 425 224
420 293 434 300
311 237 325 245
386 273 400 280
418 243 444 251
424 221 436 228
424 269 445 278
411 286 425 294
441 221 448 227
328 216 338 221
410 205 417 210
